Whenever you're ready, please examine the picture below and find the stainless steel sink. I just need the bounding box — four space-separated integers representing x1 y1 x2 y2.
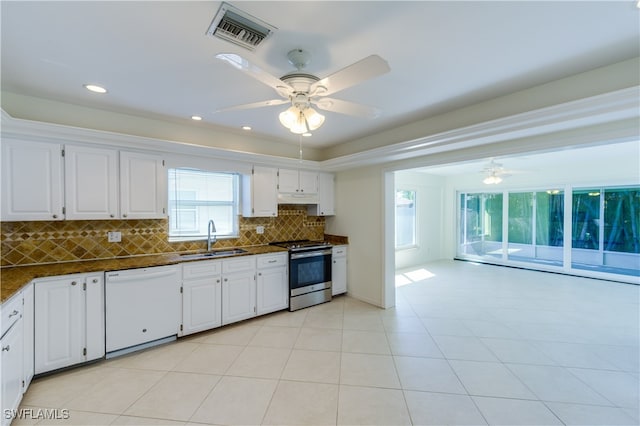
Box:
180 248 247 260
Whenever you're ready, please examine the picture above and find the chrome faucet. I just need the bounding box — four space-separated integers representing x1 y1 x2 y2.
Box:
207 219 217 251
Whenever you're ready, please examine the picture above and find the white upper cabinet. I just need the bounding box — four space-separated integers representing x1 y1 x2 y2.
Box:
308 172 335 216
120 151 166 219
242 166 278 217
1 139 64 221
65 145 119 220
1 141 168 221
278 169 318 194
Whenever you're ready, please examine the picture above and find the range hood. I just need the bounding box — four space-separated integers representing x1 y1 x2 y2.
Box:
277 193 318 205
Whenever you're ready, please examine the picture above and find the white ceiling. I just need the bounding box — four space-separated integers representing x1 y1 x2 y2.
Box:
1 1 639 149
412 140 640 177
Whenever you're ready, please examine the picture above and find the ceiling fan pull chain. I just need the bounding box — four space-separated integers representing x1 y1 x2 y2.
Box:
299 134 303 162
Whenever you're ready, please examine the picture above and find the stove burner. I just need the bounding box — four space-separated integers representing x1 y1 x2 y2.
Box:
270 240 332 252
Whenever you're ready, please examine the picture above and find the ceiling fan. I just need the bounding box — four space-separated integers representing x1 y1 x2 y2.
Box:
481 159 512 184
215 49 391 134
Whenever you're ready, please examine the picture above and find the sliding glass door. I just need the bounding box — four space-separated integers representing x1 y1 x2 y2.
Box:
458 185 639 281
572 187 640 276
459 192 502 259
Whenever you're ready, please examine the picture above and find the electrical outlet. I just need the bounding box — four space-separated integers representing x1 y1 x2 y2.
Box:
256 226 264 234
107 231 122 243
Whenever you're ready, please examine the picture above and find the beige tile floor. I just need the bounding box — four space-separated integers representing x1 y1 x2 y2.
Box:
15 260 640 425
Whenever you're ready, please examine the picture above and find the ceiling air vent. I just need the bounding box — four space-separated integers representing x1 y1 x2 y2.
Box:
206 2 276 51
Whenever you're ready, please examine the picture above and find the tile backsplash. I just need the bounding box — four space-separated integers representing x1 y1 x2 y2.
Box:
1 205 325 267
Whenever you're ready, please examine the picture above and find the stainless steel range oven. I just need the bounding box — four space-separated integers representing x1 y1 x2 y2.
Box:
271 240 333 311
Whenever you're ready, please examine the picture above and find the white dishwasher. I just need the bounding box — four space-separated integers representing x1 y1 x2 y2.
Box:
105 264 181 357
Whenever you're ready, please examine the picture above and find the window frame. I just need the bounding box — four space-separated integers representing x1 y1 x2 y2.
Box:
167 168 240 242
395 188 417 249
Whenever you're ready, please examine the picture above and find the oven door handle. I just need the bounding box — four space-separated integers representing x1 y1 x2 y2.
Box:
290 249 332 260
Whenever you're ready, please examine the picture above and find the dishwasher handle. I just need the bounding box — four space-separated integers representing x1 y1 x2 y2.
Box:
106 268 178 283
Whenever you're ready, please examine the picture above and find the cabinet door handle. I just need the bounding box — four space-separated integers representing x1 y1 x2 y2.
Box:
268 260 277 263
122 214 128 218
52 214 58 219
71 281 77 286
110 214 115 218
8 310 19 318
258 272 262 276
224 278 228 282
92 278 99 283
2 345 9 352
216 279 221 283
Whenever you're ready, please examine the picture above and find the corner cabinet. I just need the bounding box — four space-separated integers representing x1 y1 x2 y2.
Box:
1 139 64 221
242 166 278 217
120 151 167 219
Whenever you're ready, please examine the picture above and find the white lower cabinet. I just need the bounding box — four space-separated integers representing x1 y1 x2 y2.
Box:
181 260 222 336
1 317 23 426
221 256 257 325
22 283 34 391
256 253 288 315
332 245 348 295
1 288 27 426
34 273 105 374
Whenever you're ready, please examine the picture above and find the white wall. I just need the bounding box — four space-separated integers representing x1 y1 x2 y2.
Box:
324 166 386 307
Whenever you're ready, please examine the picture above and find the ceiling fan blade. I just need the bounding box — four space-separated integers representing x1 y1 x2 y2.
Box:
310 55 390 97
312 97 381 118
215 53 293 98
215 99 289 113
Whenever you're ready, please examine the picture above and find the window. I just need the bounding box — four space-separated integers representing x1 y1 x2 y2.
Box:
395 189 416 248
458 185 639 278
459 192 503 257
168 168 239 240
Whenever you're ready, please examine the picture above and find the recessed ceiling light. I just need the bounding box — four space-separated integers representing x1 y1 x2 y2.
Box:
83 84 107 94
241 126 252 131
191 115 202 121
302 132 312 137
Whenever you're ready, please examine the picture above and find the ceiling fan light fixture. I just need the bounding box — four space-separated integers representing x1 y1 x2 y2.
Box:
289 113 308 134
483 174 503 185
303 107 324 130
278 106 298 128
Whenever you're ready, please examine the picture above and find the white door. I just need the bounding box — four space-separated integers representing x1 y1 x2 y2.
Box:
1 321 23 426
64 145 118 220
84 274 105 361
317 173 335 216
256 266 288 315
251 166 278 217
277 168 299 193
120 151 166 219
182 277 222 335
22 283 34 390
222 271 256 325
298 171 318 194
34 277 84 374
1 140 64 221
332 255 347 295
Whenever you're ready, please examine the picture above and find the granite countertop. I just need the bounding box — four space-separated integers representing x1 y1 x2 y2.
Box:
0 245 288 303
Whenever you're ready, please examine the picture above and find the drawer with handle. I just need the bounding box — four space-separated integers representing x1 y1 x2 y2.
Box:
1 291 23 337
257 253 288 269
